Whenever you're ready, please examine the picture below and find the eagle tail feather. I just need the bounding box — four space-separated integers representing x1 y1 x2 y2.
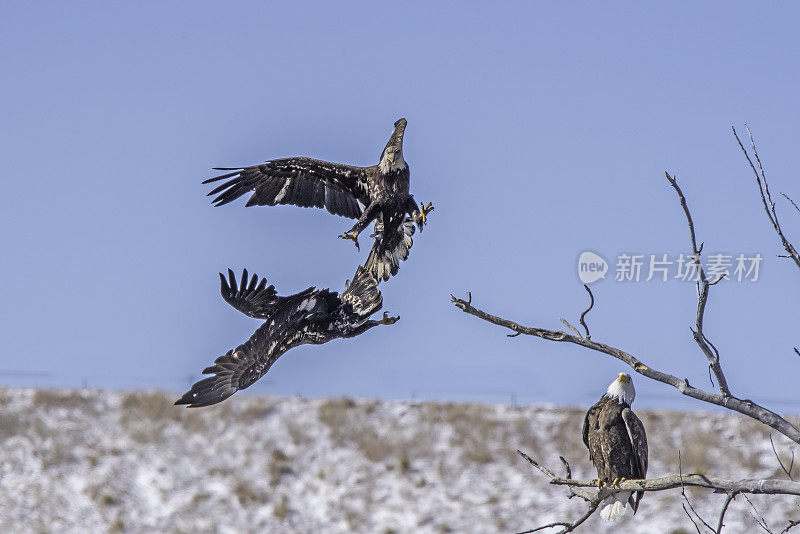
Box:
342 265 382 317
600 492 630 521
365 217 415 282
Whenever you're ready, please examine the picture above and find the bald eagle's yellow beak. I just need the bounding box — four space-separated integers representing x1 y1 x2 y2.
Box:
618 374 631 384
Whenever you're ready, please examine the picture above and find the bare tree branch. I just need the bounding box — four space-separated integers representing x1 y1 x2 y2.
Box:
516 500 601 534
519 452 800 497
781 519 800 533
451 293 800 444
716 491 739 533
546 474 800 497
664 171 731 396
732 125 800 270
517 451 800 533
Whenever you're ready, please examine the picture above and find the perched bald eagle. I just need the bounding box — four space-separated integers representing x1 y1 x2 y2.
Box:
175 265 398 408
582 373 649 522
202 118 433 281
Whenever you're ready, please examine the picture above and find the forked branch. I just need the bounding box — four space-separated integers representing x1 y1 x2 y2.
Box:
664 172 730 396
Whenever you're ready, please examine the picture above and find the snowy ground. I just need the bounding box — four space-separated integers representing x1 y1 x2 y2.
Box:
0 388 798 533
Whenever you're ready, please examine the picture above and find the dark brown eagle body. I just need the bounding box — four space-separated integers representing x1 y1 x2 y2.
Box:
582 374 648 521
175 265 397 408
203 118 426 281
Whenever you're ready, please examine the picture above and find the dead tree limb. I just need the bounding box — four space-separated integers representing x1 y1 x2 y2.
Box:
664 171 730 396
732 124 800 270
517 452 800 533
451 293 800 444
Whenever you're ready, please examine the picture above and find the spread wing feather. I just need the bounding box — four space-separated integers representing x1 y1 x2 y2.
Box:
176 290 323 408
203 157 372 219
220 268 315 319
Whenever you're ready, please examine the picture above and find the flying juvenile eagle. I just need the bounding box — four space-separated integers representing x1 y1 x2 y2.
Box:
202 118 433 281
582 373 649 522
175 265 398 408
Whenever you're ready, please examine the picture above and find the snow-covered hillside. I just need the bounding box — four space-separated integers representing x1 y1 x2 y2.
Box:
0 388 798 533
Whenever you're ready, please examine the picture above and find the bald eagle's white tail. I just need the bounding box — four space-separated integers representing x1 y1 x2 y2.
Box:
600 491 630 521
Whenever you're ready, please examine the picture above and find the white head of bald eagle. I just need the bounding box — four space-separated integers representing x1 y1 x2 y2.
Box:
379 118 408 174
606 372 636 405
582 373 649 522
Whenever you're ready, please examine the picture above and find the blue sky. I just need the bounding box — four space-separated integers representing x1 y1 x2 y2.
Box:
2 2 799 410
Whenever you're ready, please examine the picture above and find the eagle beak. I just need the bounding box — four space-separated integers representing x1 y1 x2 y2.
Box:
390 153 397 165
618 374 631 384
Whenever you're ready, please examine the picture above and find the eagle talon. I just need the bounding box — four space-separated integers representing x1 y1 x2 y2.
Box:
338 231 360 251
416 201 434 229
377 311 399 325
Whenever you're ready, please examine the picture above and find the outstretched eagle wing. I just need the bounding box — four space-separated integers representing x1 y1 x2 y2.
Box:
220 268 314 320
176 289 327 408
204 157 373 219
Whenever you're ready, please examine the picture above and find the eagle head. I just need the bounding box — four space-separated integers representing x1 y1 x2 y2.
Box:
605 373 636 405
379 118 408 173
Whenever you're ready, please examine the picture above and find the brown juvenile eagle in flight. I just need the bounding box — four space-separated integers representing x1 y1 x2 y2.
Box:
175 265 398 408
202 118 433 281
582 373 649 521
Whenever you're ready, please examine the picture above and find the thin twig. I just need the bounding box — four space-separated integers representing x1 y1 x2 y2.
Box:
716 491 739 533
516 500 601 534
732 125 800 270
682 503 704 534
679 451 716 532
781 193 800 215
560 318 582 339
579 285 594 340
770 434 795 481
743 494 773 533
559 456 572 480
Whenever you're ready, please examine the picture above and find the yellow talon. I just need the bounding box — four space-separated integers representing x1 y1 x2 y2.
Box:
338 230 360 251
420 201 434 225
377 311 399 325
